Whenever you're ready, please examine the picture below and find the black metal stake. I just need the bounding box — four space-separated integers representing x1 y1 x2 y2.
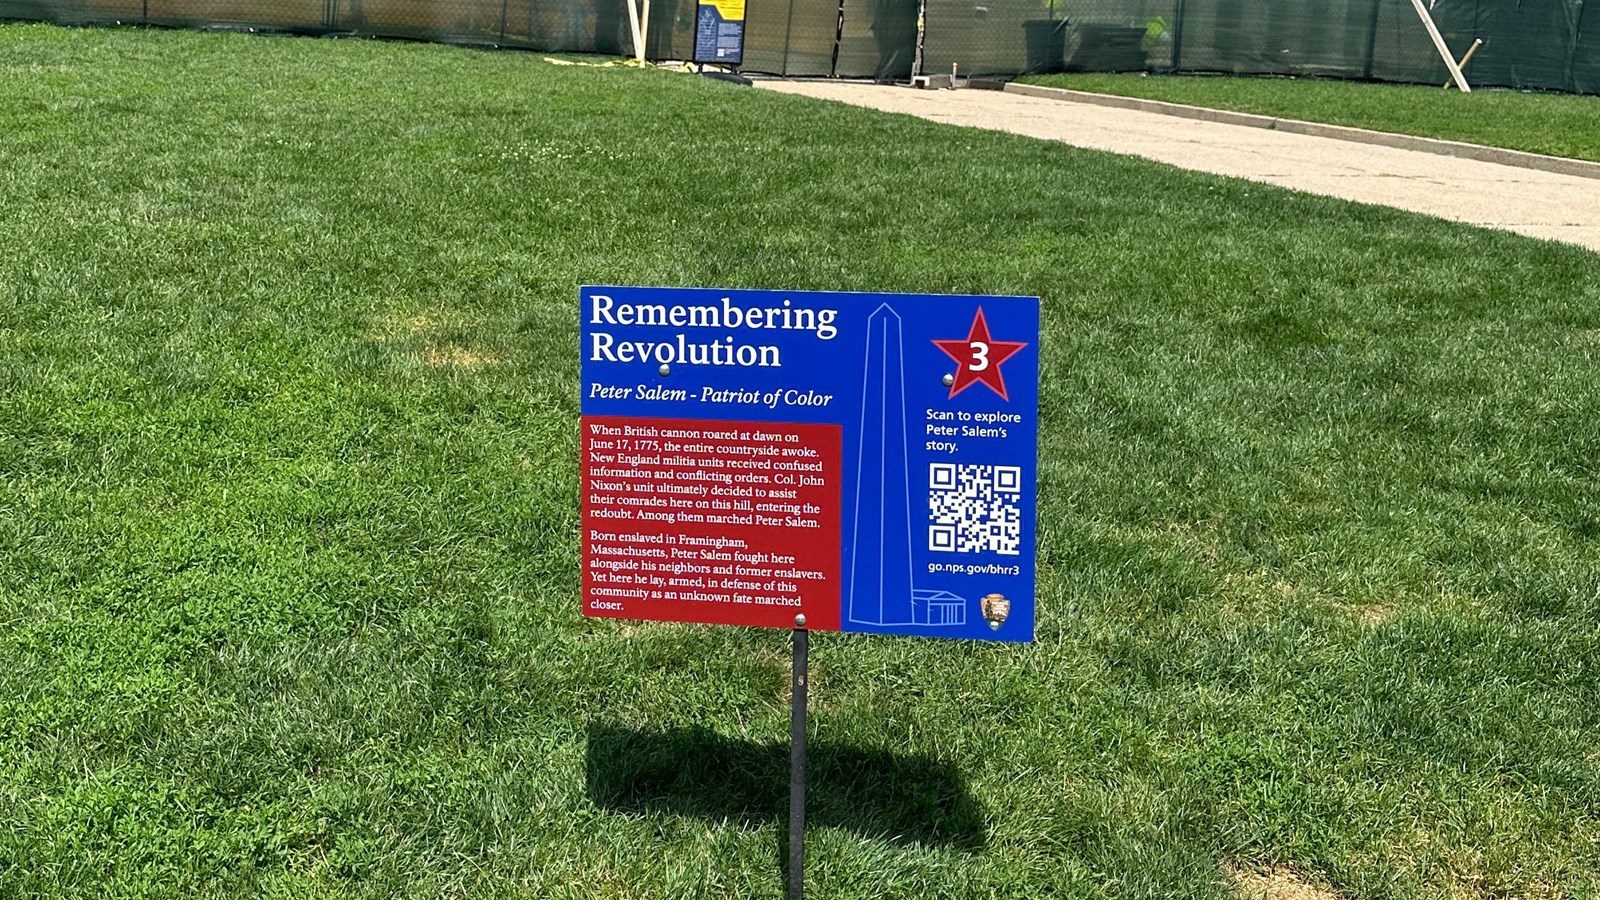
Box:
780 0 797 77
788 615 808 900
828 0 846 78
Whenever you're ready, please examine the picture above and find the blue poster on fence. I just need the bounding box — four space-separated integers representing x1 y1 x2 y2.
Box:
580 286 1039 642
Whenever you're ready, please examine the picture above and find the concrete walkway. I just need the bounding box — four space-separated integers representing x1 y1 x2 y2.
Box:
754 80 1600 253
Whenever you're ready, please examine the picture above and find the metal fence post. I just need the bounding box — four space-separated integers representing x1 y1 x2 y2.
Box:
1363 0 1382 79
1172 0 1186 71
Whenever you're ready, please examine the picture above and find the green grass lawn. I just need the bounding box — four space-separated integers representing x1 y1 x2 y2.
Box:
3 22 1600 899
1016 72 1600 164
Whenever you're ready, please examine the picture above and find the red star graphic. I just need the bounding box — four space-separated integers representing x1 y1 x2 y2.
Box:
932 307 1028 401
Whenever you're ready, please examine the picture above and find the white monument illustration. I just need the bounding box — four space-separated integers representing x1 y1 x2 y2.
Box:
846 304 966 628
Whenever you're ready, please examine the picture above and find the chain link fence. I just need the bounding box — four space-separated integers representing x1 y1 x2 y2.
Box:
4 0 1596 91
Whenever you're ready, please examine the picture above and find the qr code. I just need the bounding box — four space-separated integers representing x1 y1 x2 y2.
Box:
929 464 1022 555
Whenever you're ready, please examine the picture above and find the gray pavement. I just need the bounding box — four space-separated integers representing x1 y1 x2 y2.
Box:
754 80 1600 253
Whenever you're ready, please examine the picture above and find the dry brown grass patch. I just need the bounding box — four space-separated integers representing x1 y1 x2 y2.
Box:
1224 861 1341 900
1165 520 1222 564
1354 603 1397 625
366 309 499 370
366 310 444 340
419 343 500 369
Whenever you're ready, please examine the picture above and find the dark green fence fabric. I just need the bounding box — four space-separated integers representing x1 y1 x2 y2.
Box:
2 0 1595 91
0 0 696 57
744 0 838 75
924 0 1600 90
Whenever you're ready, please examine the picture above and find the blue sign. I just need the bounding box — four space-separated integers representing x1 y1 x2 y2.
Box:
693 0 745 64
580 286 1039 641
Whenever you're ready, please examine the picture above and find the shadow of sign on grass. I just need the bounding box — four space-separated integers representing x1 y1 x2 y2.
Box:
585 724 987 852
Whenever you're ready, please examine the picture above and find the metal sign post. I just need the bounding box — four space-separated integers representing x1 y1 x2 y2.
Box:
788 615 808 900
